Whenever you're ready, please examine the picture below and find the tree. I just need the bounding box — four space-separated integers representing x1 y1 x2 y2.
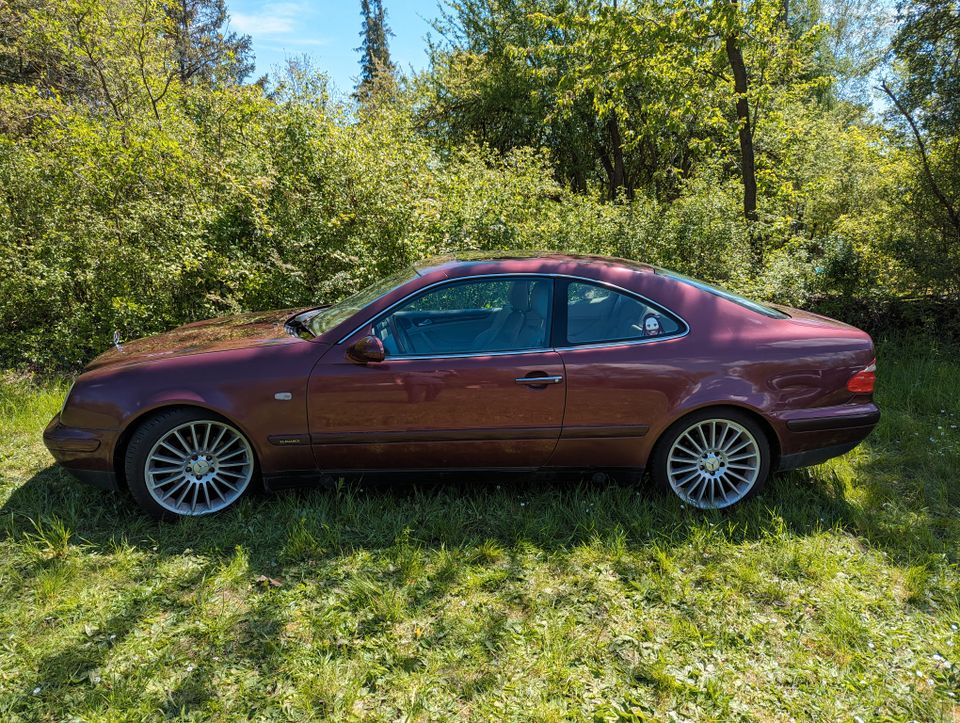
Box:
421 0 700 199
163 0 254 85
883 0 960 282
0 0 105 96
722 1 758 225
812 0 893 104
887 0 960 238
880 78 960 238
893 0 960 137
356 0 396 103
0 0 184 123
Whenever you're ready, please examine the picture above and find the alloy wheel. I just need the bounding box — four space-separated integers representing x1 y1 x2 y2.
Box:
666 418 761 509
144 420 254 516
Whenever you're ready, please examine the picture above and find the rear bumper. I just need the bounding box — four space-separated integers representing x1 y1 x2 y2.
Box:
778 441 860 471
43 414 119 491
58 467 119 491
784 409 880 432
774 402 879 471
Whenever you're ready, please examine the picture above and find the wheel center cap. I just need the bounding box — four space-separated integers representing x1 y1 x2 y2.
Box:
191 457 211 476
703 455 721 473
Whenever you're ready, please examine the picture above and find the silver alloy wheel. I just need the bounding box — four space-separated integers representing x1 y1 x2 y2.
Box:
144 420 254 516
666 418 761 509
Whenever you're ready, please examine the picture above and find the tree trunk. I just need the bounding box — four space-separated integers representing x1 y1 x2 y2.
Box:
607 111 633 200
725 23 761 266
596 139 615 197
725 36 757 223
167 0 192 83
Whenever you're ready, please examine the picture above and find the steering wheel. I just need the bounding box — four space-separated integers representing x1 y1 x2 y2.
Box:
387 314 408 355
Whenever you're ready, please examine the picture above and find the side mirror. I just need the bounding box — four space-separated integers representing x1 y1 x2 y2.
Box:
346 335 385 364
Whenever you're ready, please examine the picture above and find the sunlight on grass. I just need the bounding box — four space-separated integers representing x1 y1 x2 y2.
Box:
0 341 958 718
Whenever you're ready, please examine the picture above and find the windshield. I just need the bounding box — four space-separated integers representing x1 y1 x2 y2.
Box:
307 266 420 337
656 269 790 319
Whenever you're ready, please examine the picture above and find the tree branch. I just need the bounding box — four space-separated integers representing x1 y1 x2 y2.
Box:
73 11 124 122
881 78 960 236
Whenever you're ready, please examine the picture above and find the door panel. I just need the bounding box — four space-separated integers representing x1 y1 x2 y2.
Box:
308 350 566 470
550 279 689 468
551 343 688 468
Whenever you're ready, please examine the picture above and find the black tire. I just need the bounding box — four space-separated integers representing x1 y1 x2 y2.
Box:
124 407 258 521
649 407 771 510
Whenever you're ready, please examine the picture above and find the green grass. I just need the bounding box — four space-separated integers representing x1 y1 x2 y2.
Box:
1 339 959 720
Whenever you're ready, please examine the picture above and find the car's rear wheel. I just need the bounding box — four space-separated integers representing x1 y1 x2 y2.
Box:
125 408 257 520
650 409 771 510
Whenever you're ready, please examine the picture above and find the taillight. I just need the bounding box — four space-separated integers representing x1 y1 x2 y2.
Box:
847 359 876 394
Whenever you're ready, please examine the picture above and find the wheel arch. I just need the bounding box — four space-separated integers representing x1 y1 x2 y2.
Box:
112 403 254 491
649 402 781 470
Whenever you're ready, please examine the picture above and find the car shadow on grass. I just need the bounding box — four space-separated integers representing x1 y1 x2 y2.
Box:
2 460 869 569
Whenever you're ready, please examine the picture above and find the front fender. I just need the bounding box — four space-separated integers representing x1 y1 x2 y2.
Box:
61 344 323 477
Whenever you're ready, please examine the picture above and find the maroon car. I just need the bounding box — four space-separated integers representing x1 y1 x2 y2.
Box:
44 254 879 519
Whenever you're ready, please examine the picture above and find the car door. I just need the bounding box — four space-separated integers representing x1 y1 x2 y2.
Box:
307 276 566 471
549 278 689 469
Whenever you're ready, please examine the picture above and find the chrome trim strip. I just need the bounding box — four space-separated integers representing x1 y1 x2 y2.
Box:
515 375 563 384
368 349 558 361
336 271 690 355
311 426 562 445
551 329 689 352
355 329 690 361
561 424 649 439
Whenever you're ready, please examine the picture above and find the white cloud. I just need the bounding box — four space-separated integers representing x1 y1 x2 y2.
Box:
231 2 306 35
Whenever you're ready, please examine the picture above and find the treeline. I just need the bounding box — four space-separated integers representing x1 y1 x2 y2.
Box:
0 0 958 370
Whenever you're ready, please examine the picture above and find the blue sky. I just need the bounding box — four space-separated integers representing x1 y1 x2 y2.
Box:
227 0 442 97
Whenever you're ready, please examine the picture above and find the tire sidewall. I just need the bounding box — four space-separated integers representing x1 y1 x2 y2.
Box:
650 407 772 510
124 408 258 521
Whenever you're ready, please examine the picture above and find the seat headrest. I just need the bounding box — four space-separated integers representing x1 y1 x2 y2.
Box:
509 281 530 310
530 283 550 317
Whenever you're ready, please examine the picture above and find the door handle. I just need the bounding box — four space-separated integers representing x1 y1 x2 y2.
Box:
515 375 563 385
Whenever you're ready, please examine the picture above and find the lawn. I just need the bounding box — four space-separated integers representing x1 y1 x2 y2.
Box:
0 339 958 720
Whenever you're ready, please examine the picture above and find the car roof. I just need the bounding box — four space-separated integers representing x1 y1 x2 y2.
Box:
414 252 656 278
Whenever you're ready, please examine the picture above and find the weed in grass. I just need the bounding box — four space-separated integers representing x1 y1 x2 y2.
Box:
281 516 326 563
23 516 72 560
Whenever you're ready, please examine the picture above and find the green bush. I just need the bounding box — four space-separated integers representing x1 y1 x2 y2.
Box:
0 74 934 374
0 80 771 371
0 83 910 372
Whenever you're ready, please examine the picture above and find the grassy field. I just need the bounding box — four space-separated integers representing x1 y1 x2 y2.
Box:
0 339 958 720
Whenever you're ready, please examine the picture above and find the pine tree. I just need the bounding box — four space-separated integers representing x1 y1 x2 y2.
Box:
165 0 254 85
355 0 395 103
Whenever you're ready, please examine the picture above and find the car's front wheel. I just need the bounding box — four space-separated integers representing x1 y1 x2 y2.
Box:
650 408 771 510
125 408 257 520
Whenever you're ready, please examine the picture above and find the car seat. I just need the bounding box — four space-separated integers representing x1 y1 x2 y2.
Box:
473 281 530 350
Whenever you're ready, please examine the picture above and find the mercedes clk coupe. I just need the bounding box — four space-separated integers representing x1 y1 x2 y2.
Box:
44 254 879 519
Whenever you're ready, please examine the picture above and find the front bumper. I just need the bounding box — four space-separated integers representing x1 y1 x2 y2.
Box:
43 414 119 491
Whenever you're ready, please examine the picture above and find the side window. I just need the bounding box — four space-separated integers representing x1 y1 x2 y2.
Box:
372 277 553 357
566 281 682 344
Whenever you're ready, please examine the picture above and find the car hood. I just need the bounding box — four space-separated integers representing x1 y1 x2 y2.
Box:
84 308 313 372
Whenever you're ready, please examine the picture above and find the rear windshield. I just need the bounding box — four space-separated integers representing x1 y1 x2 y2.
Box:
656 269 790 319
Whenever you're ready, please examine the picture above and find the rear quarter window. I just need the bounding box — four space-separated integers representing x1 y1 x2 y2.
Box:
565 280 684 345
